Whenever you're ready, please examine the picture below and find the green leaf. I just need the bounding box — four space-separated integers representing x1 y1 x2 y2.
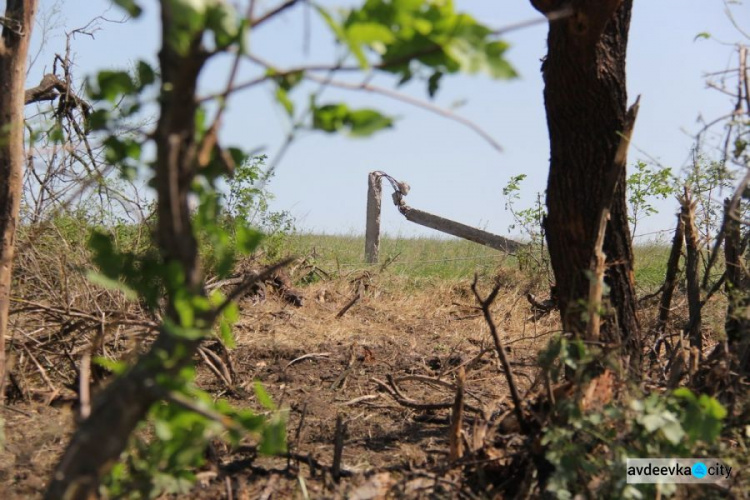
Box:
316 5 369 68
254 381 276 410
346 23 396 46
271 70 304 91
673 389 726 443
113 0 143 17
88 231 122 277
206 1 240 48
166 0 208 55
235 224 263 254
313 103 393 137
233 408 265 432
92 356 128 375
163 319 206 341
173 293 195 327
699 394 727 420
345 109 393 137
155 419 174 440
136 60 156 87
219 318 235 349
86 271 138 301
672 387 697 402
312 103 349 133
259 417 287 455
427 71 443 98
223 300 239 323
660 419 686 445
275 87 294 116
96 70 136 101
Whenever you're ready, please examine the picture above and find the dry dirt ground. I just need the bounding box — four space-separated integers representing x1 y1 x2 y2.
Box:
0 266 561 499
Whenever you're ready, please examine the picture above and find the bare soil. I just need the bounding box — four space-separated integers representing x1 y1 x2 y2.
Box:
1 268 557 499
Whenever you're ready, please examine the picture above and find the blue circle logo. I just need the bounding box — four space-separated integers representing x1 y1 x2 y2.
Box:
692 462 707 479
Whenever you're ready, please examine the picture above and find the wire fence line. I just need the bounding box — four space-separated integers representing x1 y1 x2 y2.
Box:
336 255 502 267
306 226 683 270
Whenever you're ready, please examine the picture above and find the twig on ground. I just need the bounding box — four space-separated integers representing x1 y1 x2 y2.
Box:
449 367 465 462
198 347 233 388
286 352 332 369
337 394 379 406
335 291 361 318
370 376 482 414
332 415 347 482
330 346 358 390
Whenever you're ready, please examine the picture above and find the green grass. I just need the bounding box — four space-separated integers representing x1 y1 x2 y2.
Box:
284 232 674 290
633 244 672 292
284 233 507 281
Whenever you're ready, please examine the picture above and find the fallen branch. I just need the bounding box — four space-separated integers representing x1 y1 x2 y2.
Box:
332 415 347 482
371 375 482 414
335 292 361 318
286 352 331 369
449 367 465 462
337 394 379 406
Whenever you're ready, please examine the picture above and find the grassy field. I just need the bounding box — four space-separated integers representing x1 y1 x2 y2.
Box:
282 232 673 292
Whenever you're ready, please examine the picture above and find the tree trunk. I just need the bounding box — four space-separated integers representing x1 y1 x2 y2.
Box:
45 4 209 498
724 198 750 371
532 0 641 369
0 0 37 399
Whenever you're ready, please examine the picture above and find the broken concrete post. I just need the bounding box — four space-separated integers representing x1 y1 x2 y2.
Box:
365 172 383 263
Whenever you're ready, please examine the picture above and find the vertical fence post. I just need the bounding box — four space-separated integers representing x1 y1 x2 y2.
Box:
365 172 382 263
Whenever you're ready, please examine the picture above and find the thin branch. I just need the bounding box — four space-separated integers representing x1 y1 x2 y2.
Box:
251 0 302 28
302 71 503 152
492 6 574 36
470 275 528 434
197 1 256 169
703 168 750 287
213 258 294 316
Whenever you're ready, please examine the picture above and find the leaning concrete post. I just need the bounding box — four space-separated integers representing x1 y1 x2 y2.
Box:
365 172 382 263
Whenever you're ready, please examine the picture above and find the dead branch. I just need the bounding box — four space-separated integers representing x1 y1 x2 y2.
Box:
638 285 665 305
335 289 361 319
526 292 556 313
703 169 750 288
285 352 331 369
652 211 685 360
586 211 608 341
587 96 640 343
337 394 379 406
198 346 233 388
251 0 302 28
471 275 527 433
370 376 482 414
449 367 465 462
214 258 295 316
682 189 703 358
331 415 347 482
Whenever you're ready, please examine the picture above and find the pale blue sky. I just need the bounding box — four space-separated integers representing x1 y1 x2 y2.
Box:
29 0 750 240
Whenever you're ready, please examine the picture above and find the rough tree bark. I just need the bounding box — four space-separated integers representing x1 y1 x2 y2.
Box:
0 0 37 399
531 0 641 368
45 4 209 498
724 198 750 371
